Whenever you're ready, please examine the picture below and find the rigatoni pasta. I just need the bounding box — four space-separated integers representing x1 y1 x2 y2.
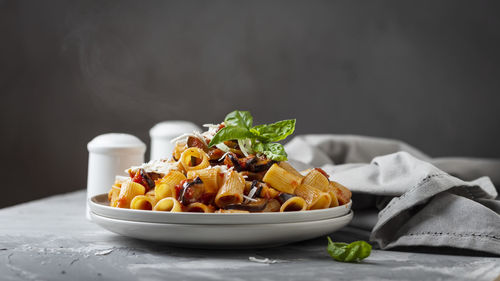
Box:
278 161 303 177
153 197 183 212
155 171 186 201
215 170 245 207
108 185 121 207
130 195 157 210
302 169 330 192
117 181 145 208
294 184 332 210
328 181 352 206
185 202 215 213
280 196 307 212
262 164 301 194
187 167 221 194
179 147 210 171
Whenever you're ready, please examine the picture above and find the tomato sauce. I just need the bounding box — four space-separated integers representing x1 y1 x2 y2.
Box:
315 167 330 179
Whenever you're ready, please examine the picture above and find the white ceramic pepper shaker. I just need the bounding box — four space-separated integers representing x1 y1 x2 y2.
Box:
86 133 146 219
149 121 200 160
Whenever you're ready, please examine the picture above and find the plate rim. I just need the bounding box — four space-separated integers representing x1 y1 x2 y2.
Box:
90 210 354 226
89 211 354 248
89 193 352 225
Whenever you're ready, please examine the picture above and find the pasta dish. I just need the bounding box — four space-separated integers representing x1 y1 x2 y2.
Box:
108 111 351 213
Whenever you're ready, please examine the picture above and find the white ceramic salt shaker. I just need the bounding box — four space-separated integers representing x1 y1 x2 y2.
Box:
86 133 146 219
149 121 200 160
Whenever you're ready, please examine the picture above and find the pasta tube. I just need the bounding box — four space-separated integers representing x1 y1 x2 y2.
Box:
108 185 121 207
215 170 245 207
145 189 156 198
327 189 339 207
153 197 183 212
280 196 308 212
329 181 352 205
302 169 329 192
173 142 187 161
130 195 157 210
260 184 280 199
179 147 210 171
260 199 281 212
295 184 331 210
117 181 146 208
185 202 215 213
155 171 186 201
262 164 301 194
187 167 221 194
278 161 304 178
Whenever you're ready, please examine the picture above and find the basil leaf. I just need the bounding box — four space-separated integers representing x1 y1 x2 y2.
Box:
326 236 372 262
252 142 264 154
208 126 254 147
208 111 294 160
224 110 253 129
253 142 288 161
251 119 296 142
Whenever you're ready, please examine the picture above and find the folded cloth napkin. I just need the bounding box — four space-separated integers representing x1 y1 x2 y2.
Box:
285 135 500 255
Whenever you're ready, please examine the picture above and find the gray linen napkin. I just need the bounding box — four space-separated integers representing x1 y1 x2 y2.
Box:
285 134 500 255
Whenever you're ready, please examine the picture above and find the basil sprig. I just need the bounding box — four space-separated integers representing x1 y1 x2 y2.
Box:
326 237 372 262
208 111 295 161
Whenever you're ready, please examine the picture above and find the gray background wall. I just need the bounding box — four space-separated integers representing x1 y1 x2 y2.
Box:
1 0 499 208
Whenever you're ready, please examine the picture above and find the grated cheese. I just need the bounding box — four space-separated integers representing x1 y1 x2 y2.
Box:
201 123 222 140
242 195 258 203
216 142 231 152
218 151 231 161
170 133 192 144
114 176 129 184
127 159 179 175
248 257 278 264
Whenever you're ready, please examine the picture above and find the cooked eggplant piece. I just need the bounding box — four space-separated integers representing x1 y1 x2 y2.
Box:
278 193 296 204
187 136 208 151
247 180 263 199
239 171 265 181
223 140 239 149
246 156 275 172
190 155 203 166
245 156 257 167
140 168 155 190
148 172 162 181
224 153 243 171
178 177 205 205
250 161 274 173
208 148 225 161
222 153 274 173
224 198 268 212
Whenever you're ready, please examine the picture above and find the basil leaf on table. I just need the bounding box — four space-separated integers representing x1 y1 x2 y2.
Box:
250 119 296 142
224 110 253 129
208 126 254 147
326 236 372 262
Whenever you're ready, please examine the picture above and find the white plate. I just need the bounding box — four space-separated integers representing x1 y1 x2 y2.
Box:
89 194 352 225
90 211 353 248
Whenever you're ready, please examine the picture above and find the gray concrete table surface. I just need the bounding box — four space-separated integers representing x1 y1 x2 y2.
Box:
1 190 499 281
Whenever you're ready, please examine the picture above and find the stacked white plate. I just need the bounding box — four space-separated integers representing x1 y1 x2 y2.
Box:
89 194 353 248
